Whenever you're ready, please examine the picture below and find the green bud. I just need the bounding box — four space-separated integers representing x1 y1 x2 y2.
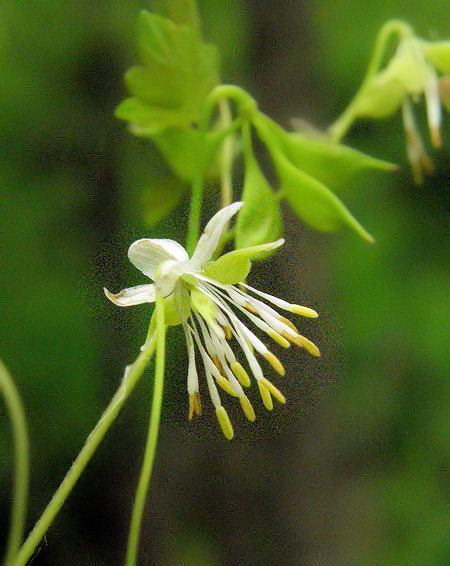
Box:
271 150 374 243
235 126 282 255
253 113 395 194
423 40 450 74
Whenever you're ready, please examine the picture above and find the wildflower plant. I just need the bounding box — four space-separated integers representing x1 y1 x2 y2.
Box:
1 2 448 566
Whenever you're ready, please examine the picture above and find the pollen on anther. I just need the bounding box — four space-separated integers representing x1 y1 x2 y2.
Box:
188 392 202 420
258 381 273 411
216 406 234 440
260 377 286 404
216 375 238 397
284 332 320 357
264 352 285 376
231 362 251 387
240 395 256 422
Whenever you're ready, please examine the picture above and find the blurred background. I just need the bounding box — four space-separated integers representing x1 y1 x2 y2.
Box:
0 1 448 564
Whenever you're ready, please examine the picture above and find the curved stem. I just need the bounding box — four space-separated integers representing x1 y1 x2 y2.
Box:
12 337 156 566
328 19 414 142
186 85 258 255
218 98 234 209
0 360 29 566
125 295 166 566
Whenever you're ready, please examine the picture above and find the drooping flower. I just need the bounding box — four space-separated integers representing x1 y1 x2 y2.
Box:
105 202 319 439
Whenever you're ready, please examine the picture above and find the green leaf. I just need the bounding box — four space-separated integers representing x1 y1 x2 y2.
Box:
423 40 450 74
117 10 220 136
152 127 217 183
253 113 396 194
235 128 282 255
115 97 190 136
141 176 187 226
272 150 374 243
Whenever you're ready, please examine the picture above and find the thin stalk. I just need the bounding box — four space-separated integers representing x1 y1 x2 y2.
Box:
328 19 414 142
186 85 258 255
218 98 234 209
0 360 29 566
125 295 166 566
12 337 156 566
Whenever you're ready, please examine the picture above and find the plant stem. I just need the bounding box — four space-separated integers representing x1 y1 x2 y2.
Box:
186 85 258 256
328 19 414 142
0 360 29 566
218 98 234 209
125 295 166 566
12 337 156 566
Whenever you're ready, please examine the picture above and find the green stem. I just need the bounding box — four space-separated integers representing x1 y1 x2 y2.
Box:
186 85 258 255
0 360 29 566
125 295 166 566
328 19 414 142
218 98 234 209
12 337 156 566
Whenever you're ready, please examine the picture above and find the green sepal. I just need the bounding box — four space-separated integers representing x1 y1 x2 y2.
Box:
204 241 283 285
272 150 374 243
235 126 283 256
423 40 450 74
253 113 396 194
150 286 191 329
354 39 426 119
190 287 218 320
115 97 190 136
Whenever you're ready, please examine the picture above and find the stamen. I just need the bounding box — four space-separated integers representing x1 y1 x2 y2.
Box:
278 316 299 333
289 305 319 318
283 332 321 357
224 325 232 340
216 375 239 397
260 377 286 404
264 352 285 376
231 362 251 387
216 406 234 440
258 381 273 411
188 392 202 420
267 328 291 348
239 395 256 421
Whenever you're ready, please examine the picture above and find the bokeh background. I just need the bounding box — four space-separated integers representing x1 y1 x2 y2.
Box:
1 1 449 565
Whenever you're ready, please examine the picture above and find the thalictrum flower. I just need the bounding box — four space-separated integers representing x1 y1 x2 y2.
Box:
105 202 319 439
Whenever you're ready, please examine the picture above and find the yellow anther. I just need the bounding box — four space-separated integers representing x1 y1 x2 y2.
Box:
231 362 251 387
244 302 258 314
257 381 273 411
260 377 286 404
212 355 223 372
239 395 256 422
216 375 239 397
188 392 202 420
267 328 291 348
289 305 319 318
216 406 234 440
264 352 285 376
284 332 320 357
194 392 202 416
278 316 299 334
223 325 232 340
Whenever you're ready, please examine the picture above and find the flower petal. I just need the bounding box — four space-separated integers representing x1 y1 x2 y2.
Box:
104 284 155 307
128 239 188 279
190 202 244 267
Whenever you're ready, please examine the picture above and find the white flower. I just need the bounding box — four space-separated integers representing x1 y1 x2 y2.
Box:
105 202 320 439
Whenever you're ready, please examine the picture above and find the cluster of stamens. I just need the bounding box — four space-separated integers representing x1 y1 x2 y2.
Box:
180 275 320 440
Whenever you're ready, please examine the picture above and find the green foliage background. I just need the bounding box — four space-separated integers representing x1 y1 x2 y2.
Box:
0 1 448 564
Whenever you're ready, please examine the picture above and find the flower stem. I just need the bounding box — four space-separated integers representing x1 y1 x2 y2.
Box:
125 295 166 566
12 337 156 566
328 19 414 142
0 360 29 566
218 98 234 209
186 85 258 256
